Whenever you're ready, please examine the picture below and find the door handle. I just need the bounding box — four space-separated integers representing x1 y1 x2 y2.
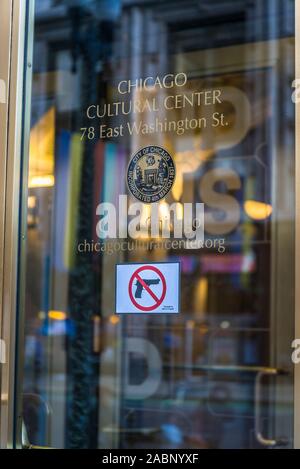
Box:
254 368 289 447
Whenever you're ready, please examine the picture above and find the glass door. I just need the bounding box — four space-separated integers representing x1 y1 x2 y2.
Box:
0 0 11 446
13 0 297 449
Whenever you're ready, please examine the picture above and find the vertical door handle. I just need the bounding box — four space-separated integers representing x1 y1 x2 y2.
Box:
254 368 288 447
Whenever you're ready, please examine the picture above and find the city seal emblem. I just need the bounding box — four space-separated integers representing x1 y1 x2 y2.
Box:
127 145 176 203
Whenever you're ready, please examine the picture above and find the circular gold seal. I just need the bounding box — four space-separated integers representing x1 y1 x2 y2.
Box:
127 146 175 203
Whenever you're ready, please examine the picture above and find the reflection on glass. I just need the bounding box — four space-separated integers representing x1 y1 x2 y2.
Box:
21 0 295 449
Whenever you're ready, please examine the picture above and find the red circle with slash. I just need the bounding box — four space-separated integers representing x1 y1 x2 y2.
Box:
128 265 167 312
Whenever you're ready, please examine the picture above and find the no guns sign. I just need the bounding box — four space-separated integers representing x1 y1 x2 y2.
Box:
115 262 180 314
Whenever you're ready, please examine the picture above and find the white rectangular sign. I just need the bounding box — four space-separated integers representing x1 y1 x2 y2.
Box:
116 262 180 314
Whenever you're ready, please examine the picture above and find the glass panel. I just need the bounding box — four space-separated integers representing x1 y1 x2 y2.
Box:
19 0 295 449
